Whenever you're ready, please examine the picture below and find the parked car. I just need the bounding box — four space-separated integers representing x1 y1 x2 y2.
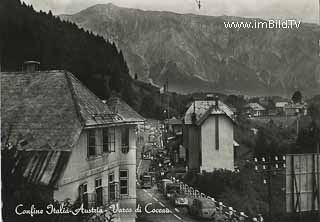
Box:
165 183 180 199
141 175 152 189
188 198 216 219
158 179 172 194
171 191 189 207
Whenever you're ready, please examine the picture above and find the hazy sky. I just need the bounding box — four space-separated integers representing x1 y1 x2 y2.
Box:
22 0 319 23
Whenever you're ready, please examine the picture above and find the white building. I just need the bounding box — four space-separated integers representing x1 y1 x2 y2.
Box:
183 97 237 172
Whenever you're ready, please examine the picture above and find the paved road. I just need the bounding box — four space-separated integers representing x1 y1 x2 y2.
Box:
136 184 225 222
136 156 222 222
136 187 183 222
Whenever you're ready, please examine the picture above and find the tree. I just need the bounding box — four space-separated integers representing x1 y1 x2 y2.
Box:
254 129 270 157
308 103 320 120
296 120 320 153
291 91 302 104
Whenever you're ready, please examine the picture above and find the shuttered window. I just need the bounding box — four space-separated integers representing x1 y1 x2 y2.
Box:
87 129 96 156
121 128 129 153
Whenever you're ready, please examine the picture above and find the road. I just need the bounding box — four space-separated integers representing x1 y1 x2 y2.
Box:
136 158 225 222
136 121 227 222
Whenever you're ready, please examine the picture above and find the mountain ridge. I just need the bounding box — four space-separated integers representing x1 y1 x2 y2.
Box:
61 3 320 96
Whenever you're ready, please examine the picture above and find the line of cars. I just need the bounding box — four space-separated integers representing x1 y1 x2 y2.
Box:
159 179 189 207
158 178 218 220
141 145 218 220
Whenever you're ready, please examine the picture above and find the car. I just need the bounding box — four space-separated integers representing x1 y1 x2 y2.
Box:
188 198 216 219
158 179 172 194
165 183 180 199
171 191 189 207
141 175 152 189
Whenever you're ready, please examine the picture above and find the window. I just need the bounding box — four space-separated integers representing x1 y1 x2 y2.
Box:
121 128 129 153
79 183 88 209
215 116 219 150
95 178 103 207
102 128 109 153
87 129 96 156
108 173 116 202
119 170 129 195
103 128 115 153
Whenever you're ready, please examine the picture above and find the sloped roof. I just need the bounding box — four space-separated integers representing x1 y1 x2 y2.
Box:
284 102 308 109
164 117 183 125
2 71 82 151
1 70 126 152
184 100 234 125
107 95 145 123
275 102 288 108
247 103 265 111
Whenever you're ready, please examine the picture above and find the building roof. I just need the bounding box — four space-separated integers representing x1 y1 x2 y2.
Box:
284 102 307 109
246 103 266 111
1 70 136 152
184 100 234 125
2 70 143 187
164 117 183 125
107 95 145 124
275 102 288 108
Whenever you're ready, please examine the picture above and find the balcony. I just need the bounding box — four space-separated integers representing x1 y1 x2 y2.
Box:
80 186 120 209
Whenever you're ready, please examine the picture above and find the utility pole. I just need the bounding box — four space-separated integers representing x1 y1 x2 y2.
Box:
166 77 169 120
254 155 286 219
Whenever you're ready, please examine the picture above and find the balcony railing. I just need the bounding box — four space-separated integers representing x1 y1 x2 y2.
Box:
80 186 120 209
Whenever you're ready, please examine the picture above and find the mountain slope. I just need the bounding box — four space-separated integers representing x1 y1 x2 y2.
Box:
61 3 320 96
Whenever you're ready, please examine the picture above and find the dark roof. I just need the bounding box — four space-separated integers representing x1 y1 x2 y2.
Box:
184 100 235 125
1 70 127 152
2 70 144 187
107 95 145 123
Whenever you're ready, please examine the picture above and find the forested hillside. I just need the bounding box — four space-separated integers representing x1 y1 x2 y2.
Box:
1 0 131 100
0 0 190 119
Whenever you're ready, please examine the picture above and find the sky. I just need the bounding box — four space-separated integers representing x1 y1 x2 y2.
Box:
22 0 319 24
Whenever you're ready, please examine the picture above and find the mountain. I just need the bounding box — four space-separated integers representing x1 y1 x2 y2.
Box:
61 3 320 96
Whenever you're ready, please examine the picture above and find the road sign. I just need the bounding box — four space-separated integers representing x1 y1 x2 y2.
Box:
286 153 320 213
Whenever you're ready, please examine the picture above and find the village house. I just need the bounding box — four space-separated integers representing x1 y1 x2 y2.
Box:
284 102 308 116
164 117 183 136
1 65 144 222
183 96 237 172
245 102 266 117
275 101 289 114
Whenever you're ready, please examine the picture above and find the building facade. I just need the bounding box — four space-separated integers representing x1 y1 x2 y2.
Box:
245 102 266 117
183 98 236 172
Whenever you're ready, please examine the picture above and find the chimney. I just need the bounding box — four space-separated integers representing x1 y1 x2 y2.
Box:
23 61 40 72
